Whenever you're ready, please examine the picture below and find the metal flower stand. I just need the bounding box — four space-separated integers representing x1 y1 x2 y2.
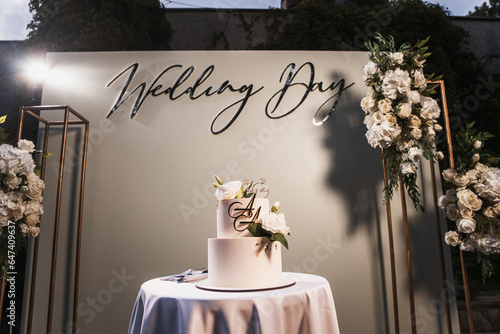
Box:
17 105 89 334
382 81 474 334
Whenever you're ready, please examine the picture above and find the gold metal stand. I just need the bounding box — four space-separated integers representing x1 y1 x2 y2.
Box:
382 80 469 333
429 80 475 334
17 105 89 334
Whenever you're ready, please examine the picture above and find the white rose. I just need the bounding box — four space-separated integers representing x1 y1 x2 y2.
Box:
419 96 441 120
408 115 422 128
459 206 474 219
18 139 35 153
25 173 45 200
460 238 477 252
383 113 397 126
410 128 422 140
215 180 242 200
453 173 469 188
407 90 421 105
24 200 44 215
445 203 461 221
25 213 40 227
258 212 290 235
444 231 460 246
457 189 482 211
466 169 480 184
397 103 412 119
456 218 476 233
361 97 376 113
477 235 500 255
442 169 457 183
378 99 393 113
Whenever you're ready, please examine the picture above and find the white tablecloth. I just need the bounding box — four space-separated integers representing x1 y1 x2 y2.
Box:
128 272 340 334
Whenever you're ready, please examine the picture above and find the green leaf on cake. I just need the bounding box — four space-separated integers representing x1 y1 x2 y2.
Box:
270 233 289 250
247 223 269 237
247 223 289 250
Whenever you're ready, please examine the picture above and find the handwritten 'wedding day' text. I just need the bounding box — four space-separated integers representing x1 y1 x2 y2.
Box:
106 62 354 134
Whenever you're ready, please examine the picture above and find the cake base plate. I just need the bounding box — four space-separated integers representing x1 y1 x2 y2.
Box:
195 278 295 292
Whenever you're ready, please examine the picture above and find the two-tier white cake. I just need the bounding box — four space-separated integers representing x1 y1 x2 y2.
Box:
199 178 291 291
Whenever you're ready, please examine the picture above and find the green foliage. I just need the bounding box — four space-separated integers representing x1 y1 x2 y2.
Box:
26 0 173 52
468 0 500 17
453 122 495 173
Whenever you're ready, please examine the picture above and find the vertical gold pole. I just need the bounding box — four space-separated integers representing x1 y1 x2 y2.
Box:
72 113 89 333
429 161 453 333
46 107 69 334
382 156 400 333
25 117 50 334
399 178 417 334
460 249 475 334
429 80 475 334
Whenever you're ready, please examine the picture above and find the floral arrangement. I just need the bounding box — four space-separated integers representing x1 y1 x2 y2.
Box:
0 140 45 238
361 34 443 210
213 176 290 249
439 123 499 256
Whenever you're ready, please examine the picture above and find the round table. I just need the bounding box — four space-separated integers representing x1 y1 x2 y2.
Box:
128 272 340 334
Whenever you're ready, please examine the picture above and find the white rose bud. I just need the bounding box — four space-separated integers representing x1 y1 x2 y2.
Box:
472 153 480 162
434 124 443 132
473 140 482 150
437 151 444 160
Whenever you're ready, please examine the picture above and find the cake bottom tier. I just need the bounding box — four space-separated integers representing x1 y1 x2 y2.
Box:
208 237 282 289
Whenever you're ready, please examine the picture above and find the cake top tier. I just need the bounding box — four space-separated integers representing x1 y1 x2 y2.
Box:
212 176 291 250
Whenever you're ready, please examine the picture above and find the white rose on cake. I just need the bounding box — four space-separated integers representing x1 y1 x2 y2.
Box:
258 212 290 235
215 180 242 200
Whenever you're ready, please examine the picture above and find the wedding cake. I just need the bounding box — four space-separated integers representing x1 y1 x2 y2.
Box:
203 177 291 290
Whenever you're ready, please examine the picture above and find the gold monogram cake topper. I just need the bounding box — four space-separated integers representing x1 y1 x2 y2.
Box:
242 178 269 198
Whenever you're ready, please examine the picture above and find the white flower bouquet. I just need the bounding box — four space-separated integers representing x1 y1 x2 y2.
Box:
439 123 500 255
213 176 290 249
0 139 46 272
0 140 45 238
362 34 442 210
